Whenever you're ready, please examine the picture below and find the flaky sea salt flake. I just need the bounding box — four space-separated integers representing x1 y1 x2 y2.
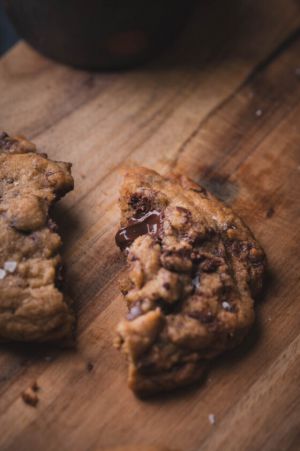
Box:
255 109 263 117
208 414 216 425
0 269 7 279
4 260 17 273
222 301 231 311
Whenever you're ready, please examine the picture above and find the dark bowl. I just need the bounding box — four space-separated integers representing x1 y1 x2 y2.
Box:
4 0 195 70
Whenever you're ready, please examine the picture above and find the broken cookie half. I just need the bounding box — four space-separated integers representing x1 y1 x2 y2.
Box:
0 132 74 342
115 167 266 394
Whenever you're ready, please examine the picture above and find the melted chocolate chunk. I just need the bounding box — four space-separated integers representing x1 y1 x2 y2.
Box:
115 210 162 251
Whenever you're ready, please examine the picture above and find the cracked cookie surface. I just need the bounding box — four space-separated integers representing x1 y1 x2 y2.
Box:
0 132 74 342
115 168 266 394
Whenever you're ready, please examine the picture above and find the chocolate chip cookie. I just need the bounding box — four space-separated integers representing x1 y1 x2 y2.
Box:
0 132 74 342
115 168 266 394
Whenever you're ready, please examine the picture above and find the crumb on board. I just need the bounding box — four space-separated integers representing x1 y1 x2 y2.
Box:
22 388 39 407
31 380 39 392
86 362 94 372
208 414 216 425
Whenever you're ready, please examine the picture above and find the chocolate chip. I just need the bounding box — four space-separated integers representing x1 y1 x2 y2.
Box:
156 299 177 315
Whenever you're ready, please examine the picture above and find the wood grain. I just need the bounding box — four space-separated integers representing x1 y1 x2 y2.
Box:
0 0 300 450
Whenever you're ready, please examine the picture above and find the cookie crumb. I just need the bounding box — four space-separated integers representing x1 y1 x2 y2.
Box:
0 269 6 279
208 414 216 425
255 109 263 117
31 380 39 392
22 388 39 407
86 362 94 372
4 260 17 273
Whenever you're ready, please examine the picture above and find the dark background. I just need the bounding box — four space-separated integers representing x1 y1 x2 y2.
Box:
0 1 19 55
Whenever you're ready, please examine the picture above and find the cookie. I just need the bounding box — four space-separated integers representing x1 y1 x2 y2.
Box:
0 132 74 342
115 168 266 394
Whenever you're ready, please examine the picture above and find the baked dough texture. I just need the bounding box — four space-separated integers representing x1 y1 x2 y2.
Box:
0 132 74 342
115 168 266 394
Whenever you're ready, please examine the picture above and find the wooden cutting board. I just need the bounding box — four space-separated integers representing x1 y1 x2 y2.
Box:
0 1 300 450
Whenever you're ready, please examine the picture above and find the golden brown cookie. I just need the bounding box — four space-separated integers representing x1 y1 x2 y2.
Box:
115 168 266 394
0 132 74 342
